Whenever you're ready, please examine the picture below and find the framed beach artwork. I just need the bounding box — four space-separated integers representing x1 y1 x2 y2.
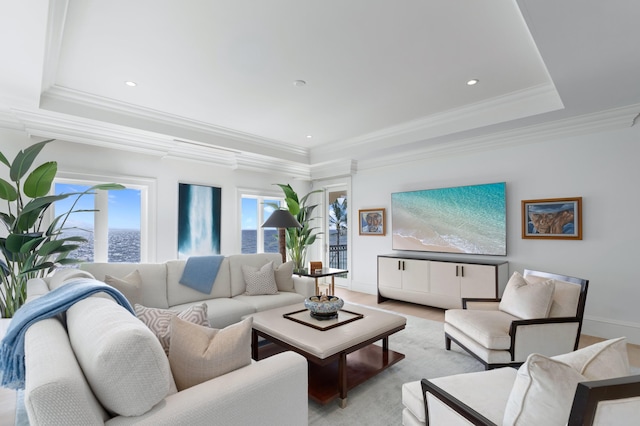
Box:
177 183 222 258
359 208 385 236
522 197 582 240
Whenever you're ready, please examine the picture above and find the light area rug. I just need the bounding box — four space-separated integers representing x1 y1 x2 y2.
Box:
308 304 484 425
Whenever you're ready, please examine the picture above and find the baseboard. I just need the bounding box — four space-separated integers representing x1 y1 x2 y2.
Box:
582 316 640 345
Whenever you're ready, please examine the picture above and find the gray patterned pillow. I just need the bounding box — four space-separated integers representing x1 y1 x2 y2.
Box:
135 303 210 355
242 261 278 295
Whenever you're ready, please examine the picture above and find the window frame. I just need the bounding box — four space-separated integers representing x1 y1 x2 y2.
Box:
238 188 285 254
53 171 157 263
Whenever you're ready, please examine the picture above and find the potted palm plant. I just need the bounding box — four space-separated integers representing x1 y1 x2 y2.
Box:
0 140 124 318
269 184 322 272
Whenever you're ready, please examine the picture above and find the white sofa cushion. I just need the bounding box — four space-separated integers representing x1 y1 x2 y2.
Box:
48 268 95 290
228 253 282 296
165 258 232 306
135 303 210 355
168 317 253 391
80 263 170 308
105 269 142 306
499 272 555 319
66 297 172 417
243 261 278 295
503 353 586 426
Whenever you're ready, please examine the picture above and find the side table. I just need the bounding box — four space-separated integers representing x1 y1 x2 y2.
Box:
295 268 348 296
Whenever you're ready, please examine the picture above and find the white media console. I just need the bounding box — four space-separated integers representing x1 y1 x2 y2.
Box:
377 254 509 309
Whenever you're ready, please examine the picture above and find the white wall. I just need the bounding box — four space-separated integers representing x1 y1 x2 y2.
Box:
4 124 639 342
0 129 309 262
349 124 640 343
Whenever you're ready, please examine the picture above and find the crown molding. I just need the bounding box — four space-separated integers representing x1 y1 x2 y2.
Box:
41 85 310 163
358 104 640 171
310 159 358 181
312 82 563 164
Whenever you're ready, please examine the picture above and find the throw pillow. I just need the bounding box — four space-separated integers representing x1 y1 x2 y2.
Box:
503 353 587 426
135 303 210 355
169 316 253 391
552 337 629 380
105 269 142 306
499 271 556 319
67 297 172 417
242 261 278 295
274 261 295 292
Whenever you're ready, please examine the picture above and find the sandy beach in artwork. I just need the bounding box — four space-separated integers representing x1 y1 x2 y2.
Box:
392 233 464 254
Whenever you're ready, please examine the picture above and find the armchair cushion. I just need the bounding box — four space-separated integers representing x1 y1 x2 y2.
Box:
503 353 587 425
445 309 518 350
503 338 630 425
499 272 555 319
553 336 629 380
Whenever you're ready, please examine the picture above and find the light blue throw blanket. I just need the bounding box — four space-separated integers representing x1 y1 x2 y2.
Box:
179 255 224 294
0 278 134 390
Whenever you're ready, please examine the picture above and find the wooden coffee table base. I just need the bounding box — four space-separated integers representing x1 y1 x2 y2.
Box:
253 330 405 408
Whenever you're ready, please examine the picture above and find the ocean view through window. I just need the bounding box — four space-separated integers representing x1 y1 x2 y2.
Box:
55 183 142 263
241 195 282 254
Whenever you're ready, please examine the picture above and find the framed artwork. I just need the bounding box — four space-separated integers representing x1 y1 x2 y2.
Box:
178 183 222 258
522 197 582 240
359 208 386 236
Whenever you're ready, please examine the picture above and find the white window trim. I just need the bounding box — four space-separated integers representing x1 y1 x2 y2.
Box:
54 171 157 263
237 187 284 254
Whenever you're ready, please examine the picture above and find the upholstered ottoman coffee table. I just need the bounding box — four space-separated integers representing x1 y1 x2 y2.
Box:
248 303 406 408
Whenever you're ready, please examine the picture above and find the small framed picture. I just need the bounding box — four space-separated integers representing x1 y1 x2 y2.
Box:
522 197 582 240
359 208 386 236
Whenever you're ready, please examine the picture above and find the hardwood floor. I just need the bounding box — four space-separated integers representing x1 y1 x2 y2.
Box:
1 287 637 426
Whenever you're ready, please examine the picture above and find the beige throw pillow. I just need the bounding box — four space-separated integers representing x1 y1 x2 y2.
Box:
243 261 278 295
169 316 253 391
105 269 142 306
499 271 555 319
274 261 295 292
503 353 586 426
135 303 210 355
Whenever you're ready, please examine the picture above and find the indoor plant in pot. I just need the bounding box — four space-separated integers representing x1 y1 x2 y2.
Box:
269 184 322 272
0 140 124 318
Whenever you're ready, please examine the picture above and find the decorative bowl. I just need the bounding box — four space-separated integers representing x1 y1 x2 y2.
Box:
304 295 344 320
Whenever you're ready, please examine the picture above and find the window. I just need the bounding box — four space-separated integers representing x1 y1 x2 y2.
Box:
54 177 149 263
241 195 283 254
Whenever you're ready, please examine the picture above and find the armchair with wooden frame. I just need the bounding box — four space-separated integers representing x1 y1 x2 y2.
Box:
444 269 589 370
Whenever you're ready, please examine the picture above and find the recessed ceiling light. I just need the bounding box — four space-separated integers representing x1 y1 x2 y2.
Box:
466 79 479 86
125 81 137 87
306 135 313 139
293 80 307 87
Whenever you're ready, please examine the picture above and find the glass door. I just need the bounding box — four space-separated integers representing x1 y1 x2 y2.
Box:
326 186 349 287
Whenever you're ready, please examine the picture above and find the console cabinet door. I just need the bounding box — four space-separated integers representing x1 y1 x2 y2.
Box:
401 259 429 292
459 264 497 298
428 261 461 298
378 257 403 289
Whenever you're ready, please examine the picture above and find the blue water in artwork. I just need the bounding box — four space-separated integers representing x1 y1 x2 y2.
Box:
178 184 221 259
392 182 506 255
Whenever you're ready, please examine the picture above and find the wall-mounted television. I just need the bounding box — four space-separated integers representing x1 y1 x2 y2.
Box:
391 182 506 256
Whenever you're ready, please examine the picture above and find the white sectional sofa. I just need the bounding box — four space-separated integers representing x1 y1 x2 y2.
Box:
21 253 313 425
79 252 316 328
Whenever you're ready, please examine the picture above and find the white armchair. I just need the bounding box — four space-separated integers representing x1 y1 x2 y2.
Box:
444 269 589 369
402 338 640 426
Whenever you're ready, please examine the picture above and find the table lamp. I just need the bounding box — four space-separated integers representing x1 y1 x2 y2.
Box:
261 209 302 263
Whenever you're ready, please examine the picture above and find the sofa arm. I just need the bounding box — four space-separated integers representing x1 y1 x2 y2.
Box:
106 351 308 426
510 318 581 362
293 275 316 298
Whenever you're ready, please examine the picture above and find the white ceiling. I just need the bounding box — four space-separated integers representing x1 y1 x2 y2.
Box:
1 0 640 177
